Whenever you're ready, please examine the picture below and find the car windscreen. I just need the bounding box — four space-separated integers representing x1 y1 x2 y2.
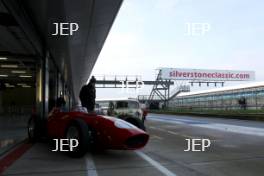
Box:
97 101 109 109
116 101 128 109
116 101 139 109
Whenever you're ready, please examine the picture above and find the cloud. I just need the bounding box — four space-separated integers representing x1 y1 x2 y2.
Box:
153 0 180 14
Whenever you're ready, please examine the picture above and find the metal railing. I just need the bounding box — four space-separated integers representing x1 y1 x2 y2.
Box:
169 85 190 100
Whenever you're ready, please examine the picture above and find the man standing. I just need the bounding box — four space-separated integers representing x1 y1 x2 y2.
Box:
79 76 96 112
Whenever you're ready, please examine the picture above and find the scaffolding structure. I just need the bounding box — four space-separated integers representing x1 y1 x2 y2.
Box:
148 70 173 107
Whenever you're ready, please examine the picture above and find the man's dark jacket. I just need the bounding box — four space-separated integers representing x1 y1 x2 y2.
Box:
79 83 96 111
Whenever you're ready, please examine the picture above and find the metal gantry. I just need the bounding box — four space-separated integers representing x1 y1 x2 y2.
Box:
148 70 173 107
94 75 174 89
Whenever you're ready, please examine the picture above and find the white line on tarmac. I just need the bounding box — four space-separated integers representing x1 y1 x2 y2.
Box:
167 130 179 135
167 130 194 139
149 117 264 137
194 123 264 137
136 151 177 176
151 125 195 139
149 126 157 129
86 153 98 176
150 127 168 133
151 135 163 140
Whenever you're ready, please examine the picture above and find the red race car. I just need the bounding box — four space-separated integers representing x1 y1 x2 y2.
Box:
27 106 149 157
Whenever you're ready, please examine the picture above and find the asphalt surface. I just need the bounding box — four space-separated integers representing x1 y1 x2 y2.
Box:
0 115 28 155
2 113 264 176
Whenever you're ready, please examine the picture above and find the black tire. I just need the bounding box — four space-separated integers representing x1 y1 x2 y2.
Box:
28 115 47 143
126 118 146 131
27 116 40 142
65 119 92 158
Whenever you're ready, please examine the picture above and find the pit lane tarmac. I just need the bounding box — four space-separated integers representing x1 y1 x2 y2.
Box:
1 113 264 176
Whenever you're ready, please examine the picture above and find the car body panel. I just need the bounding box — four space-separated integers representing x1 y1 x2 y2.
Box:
47 108 149 150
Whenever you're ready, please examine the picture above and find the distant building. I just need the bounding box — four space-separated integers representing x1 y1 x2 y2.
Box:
169 82 264 110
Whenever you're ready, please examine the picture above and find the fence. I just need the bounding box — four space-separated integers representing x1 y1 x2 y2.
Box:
169 87 264 110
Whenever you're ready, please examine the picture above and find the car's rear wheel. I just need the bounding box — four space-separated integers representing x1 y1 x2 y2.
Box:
28 117 35 141
65 119 92 158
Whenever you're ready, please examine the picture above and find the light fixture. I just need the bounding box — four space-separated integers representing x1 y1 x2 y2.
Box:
0 57 7 60
17 83 27 86
22 85 31 88
1 64 18 68
19 75 32 78
0 75 8 77
6 85 15 88
12 70 26 74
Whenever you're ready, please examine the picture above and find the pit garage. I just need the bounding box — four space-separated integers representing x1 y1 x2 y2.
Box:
0 0 123 154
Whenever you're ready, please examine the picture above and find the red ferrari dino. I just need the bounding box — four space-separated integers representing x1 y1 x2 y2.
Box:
27 106 149 157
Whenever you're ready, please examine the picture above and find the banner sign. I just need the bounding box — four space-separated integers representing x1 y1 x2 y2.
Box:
160 68 255 81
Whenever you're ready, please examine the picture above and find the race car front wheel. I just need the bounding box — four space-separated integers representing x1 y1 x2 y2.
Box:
65 119 92 158
126 117 146 131
27 116 40 142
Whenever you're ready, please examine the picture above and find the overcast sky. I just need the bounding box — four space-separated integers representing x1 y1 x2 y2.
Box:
91 0 264 99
